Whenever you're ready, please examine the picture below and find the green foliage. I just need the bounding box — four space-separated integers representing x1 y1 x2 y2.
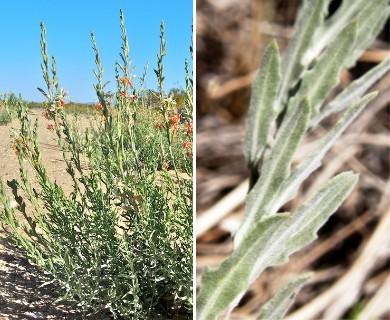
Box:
0 10 192 319
257 273 312 320
26 101 96 115
0 93 18 125
197 1 389 319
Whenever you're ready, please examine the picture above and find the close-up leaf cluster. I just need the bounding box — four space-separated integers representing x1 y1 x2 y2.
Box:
197 0 389 319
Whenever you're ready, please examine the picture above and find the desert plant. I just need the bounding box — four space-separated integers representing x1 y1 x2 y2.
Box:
197 1 389 319
0 92 18 125
0 10 192 319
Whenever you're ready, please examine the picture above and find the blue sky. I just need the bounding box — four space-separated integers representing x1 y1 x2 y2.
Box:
0 1 193 102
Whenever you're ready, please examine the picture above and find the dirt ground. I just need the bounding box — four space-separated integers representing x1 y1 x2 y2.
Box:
0 109 103 319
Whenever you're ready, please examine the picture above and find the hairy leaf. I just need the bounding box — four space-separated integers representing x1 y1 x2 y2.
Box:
245 41 281 170
197 213 289 320
315 56 390 125
275 172 358 266
257 273 312 320
288 19 357 117
303 0 385 65
198 172 357 320
346 1 389 67
236 98 310 247
269 92 376 214
277 0 328 111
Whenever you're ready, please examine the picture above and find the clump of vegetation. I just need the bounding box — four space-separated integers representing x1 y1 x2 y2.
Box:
0 93 18 125
0 10 192 319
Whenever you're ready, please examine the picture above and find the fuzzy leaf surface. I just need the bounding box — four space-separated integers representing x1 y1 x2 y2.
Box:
257 273 312 320
288 19 357 117
236 98 310 247
304 0 385 64
346 1 389 67
274 172 358 267
277 0 327 110
245 41 281 169
315 56 390 125
269 92 376 214
197 213 289 320
198 172 357 320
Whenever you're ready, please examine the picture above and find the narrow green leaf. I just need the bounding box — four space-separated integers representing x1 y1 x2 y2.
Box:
270 92 376 214
304 0 384 65
288 19 357 117
257 273 312 320
315 55 390 125
245 40 281 170
197 213 290 320
277 0 328 110
276 0 328 112
236 98 310 247
279 172 358 262
346 3 390 67
198 172 357 320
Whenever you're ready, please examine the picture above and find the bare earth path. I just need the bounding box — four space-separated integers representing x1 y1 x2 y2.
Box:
0 109 108 319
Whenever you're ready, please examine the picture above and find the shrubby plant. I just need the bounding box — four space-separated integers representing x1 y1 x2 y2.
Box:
0 10 192 319
0 93 18 125
197 1 389 319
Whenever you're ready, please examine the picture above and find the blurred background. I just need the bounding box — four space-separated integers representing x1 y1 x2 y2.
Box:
196 0 390 319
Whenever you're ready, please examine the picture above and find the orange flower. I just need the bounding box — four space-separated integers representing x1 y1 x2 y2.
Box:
119 77 132 87
95 102 103 111
183 140 192 149
47 123 55 131
169 114 181 125
169 114 181 132
183 140 193 158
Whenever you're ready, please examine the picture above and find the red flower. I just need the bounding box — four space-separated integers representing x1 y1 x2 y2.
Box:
47 123 55 131
185 121 193 136
59 100 64 106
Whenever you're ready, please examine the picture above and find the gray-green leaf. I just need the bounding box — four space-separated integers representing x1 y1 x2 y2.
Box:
236 98 310 247
198 172 357 320
277 0 328 111
314 55 390 125
270 92 376 214
257 273 312 320
245 40 281 170
287 19 357 118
